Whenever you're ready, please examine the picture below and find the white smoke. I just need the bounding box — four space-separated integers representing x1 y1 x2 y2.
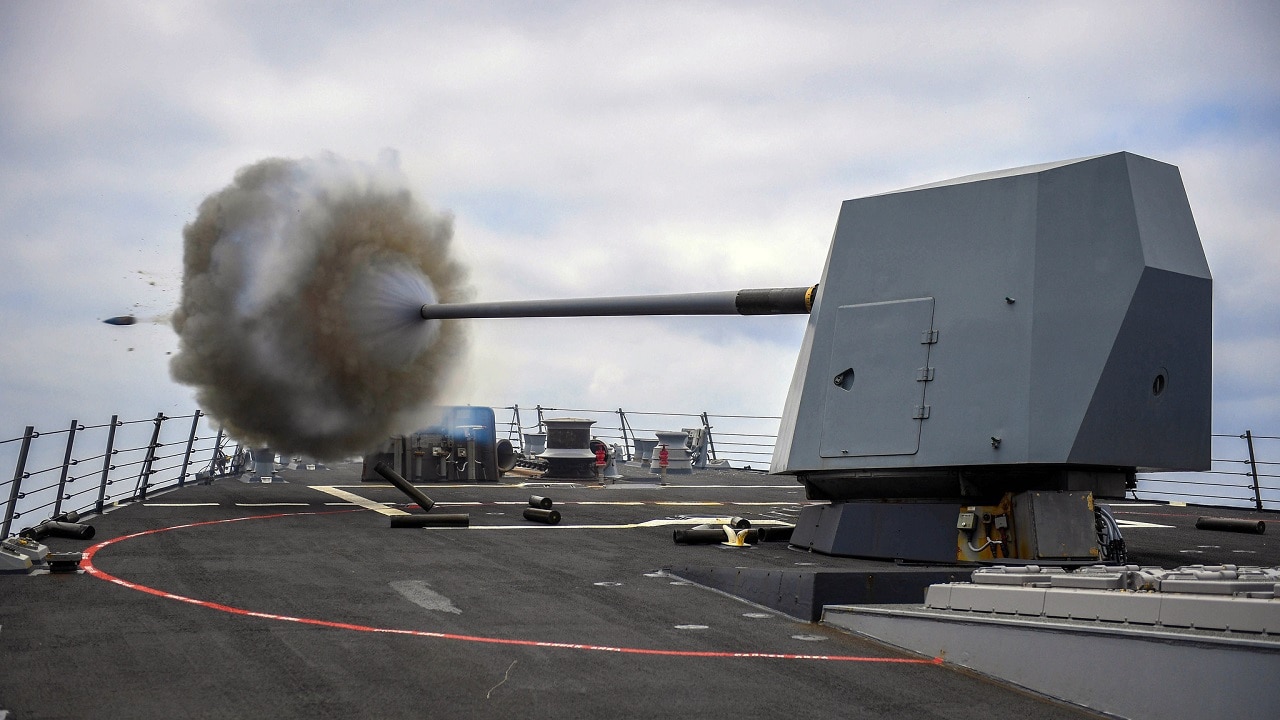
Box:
170 152 469 459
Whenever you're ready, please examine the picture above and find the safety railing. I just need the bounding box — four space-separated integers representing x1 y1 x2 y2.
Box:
1133 432 1279 511
492 404 782 471
493 406 1278 512
1 411 230 539
6 406 1275 538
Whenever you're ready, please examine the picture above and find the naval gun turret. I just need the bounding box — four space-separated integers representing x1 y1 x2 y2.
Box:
418 152 1212 564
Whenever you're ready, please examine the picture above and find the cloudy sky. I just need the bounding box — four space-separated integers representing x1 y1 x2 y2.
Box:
2 1 1278 451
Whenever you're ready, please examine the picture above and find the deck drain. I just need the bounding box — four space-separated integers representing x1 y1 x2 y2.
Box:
791 634 828 642
675 624 709 630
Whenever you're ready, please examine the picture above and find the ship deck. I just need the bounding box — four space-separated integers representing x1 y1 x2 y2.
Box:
2 463 1276 719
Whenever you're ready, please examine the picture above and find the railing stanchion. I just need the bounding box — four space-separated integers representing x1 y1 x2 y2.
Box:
512 405 523 454
701 412 718 463
52 419 80 518
135 413 165 501
2 426 36 538
1244 430 1262 511
97 416 119 514
179 411 202 487
618 408 632 461
211 426 225 476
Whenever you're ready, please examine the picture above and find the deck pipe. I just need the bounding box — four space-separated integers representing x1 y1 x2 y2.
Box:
673 528 759 545
390 514 470 528
691 518 750 531
373 461 435 513
687 524 792 542
523 507 561 525
21 520 95 541
754 525 795 543
420 286 817 320
528 495 554 510
1195 517 1266 534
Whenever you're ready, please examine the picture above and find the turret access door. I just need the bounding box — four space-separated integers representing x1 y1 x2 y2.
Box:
819 297 935 458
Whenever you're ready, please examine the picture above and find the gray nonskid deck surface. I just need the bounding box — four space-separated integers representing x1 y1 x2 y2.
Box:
3 464 1271 719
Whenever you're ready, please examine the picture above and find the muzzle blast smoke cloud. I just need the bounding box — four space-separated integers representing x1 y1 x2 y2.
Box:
170 153 468 459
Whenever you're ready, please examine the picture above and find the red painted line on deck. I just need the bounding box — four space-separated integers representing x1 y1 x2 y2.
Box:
82 511 941 665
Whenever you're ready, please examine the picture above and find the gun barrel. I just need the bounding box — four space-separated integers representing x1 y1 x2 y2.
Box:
420 285 816 320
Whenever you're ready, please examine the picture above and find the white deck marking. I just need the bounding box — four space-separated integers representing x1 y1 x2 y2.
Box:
1114 519 1174 529
671 485 796 489
234 503 310 507
310 486 409 516
143 503 220 507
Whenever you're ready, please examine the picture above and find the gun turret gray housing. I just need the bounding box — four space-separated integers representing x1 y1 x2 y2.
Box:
772 152 1211 500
